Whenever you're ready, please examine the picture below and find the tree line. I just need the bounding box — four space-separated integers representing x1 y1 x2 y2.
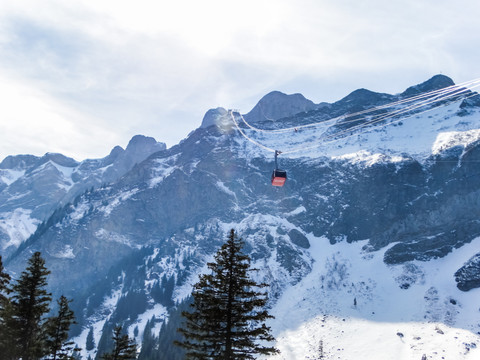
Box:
0 252 78 360
0 229 279 359
0 253 137 360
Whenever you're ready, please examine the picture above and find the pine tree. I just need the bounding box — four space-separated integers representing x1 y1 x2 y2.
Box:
163 275 175 307
101 325 137 360
45 295 79 360
138 318 155 360
86 326 95 351
71 348 82 360
176 229 279 359
0 255 15 359
155 299 191 360
0 300 18 360
318 339 324 359
0 255 11 305
11 251 52 360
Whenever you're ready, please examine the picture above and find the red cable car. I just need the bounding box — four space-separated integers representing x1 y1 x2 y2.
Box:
271 150 287 187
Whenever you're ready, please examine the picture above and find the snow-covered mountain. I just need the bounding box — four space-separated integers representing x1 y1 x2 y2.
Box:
3 75 480 359
0 135 166 257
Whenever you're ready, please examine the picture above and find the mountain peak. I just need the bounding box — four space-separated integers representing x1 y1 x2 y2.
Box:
244 91 317 123
126 135 165 152
99 135 166 181
338 88 384 103
402 74 455 97
41 153 79 167
109 145 124 157
335 88 395 112
200 107 229 128
0 154 39 170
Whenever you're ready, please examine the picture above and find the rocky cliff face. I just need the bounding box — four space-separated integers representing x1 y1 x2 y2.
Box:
7 76 480 292
455 252 480 291
243 90 318 124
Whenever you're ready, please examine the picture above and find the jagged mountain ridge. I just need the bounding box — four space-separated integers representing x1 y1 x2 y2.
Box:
3 75 480 359
0 135 166 256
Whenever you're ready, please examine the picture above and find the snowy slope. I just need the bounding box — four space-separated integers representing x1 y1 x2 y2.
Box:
235 100 480 163
0 208 40 250
202 82 480 359
264 236 480 359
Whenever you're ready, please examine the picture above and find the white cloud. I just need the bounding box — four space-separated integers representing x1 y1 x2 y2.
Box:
0 69 120 160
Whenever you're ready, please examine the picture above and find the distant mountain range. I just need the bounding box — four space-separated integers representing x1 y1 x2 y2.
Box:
2 74 480 359
0 135 165 255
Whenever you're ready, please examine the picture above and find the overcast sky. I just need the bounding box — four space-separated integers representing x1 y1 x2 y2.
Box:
0 0 479 161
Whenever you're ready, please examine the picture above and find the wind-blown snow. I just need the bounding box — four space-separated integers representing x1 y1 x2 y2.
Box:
333 150 408 166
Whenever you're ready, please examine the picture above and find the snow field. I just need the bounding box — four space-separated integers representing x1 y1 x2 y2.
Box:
0 208 39 250
271 316 479 360
235 102 480 164
263 235 480 359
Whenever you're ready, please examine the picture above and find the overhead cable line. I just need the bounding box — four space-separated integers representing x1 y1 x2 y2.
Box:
240 78 480 134
229 78 480 155
281 91 480 155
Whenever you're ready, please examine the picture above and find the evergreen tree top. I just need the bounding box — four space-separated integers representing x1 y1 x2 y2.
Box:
0 255 11 303
176 229 279 359
100 325 137 360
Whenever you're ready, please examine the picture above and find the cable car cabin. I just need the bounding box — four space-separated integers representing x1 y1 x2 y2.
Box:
271 150 287 186
271 169 287 187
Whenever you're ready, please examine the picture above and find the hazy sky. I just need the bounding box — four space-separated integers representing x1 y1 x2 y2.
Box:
0 0 479 161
